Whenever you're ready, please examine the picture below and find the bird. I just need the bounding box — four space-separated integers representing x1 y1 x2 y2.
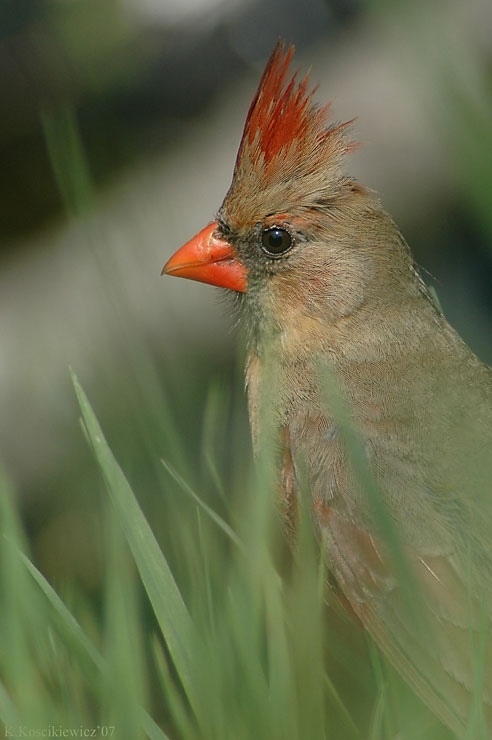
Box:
162 41 492 735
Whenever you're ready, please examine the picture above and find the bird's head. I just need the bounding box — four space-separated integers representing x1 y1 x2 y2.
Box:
163 42 407 337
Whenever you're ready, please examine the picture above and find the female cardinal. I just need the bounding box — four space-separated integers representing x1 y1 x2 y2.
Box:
163 42 492 734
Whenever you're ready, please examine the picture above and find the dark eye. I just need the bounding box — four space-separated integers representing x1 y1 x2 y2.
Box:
261 227 293 257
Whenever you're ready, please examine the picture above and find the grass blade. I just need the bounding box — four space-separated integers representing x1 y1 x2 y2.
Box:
161 457 243 550
17 544 170 740
141 711 172 740
20 551 104 672
71 368 198 714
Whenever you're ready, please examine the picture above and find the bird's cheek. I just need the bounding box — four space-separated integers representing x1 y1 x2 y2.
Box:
162 221 248 293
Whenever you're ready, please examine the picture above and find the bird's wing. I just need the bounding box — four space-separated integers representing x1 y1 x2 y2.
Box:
319 506 492 735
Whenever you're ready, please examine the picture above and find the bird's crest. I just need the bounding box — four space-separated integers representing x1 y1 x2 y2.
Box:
237 41 354 173
223 41 356 226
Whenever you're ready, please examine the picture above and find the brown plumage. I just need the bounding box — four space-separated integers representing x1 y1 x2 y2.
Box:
163 41 492 735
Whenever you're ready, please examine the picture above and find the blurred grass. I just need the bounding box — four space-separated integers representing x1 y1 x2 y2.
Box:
0 360 457 739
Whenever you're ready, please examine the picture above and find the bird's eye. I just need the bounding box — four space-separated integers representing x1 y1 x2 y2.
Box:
261 227 293 257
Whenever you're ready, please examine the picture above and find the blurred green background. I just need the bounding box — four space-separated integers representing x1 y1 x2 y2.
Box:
1 0 491 737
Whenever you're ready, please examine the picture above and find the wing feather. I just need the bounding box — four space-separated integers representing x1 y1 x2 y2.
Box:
319 506 492 734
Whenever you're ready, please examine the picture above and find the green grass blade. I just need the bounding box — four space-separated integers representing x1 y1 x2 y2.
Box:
41 107 93 217
161 457 243 550
0 467 48 723
323 674 362 740
103 513 147 739
71 369 198 713
20 552 105 672
0 677 20 728
141 711 172 740
151 636 195 740
18 543 169 740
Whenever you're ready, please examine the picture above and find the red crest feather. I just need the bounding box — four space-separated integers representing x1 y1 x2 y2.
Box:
236 41 351 172
223 41 356 226
243 42 315 162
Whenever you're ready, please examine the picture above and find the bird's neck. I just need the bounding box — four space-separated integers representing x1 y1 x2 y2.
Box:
244 279 445 452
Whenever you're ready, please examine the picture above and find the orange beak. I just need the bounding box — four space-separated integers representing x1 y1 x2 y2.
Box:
162 221 247 293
